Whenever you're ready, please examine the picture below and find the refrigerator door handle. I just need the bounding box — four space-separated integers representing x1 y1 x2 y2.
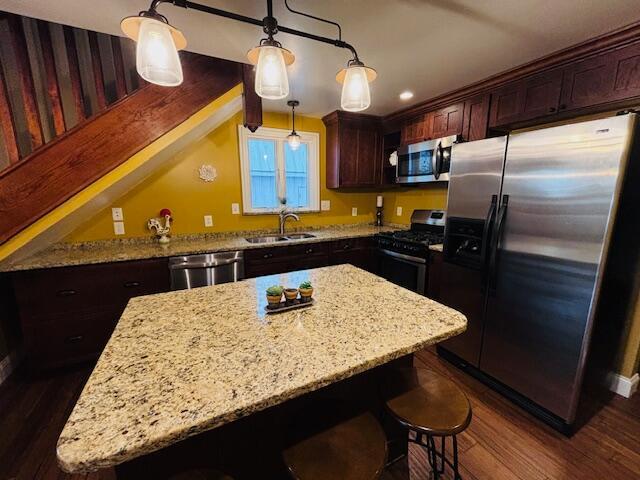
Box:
481 194 498 285
488 194 509 294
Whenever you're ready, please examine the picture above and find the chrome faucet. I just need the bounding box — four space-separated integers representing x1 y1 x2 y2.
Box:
279 210 300 235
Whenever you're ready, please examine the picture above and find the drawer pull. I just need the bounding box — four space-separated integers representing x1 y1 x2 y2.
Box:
343 244 351 250
65 335 84 344
263 253 273 259
306 248 314 254
124 281 141 288
57 289 77 297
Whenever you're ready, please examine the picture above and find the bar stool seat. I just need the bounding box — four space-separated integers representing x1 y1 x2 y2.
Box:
383 367 471 479
283 411 387 480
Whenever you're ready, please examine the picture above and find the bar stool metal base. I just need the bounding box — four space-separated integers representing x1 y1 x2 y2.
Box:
411 431 461 480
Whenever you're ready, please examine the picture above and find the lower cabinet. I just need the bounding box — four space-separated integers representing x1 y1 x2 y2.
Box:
11 258 170 370
427 250 444 300
244 238 378 279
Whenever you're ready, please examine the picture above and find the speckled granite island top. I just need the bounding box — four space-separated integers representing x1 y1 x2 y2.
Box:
56 265 466 473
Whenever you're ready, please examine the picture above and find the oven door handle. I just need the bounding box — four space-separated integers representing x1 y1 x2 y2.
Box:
169 258 241 270
379 249 427 264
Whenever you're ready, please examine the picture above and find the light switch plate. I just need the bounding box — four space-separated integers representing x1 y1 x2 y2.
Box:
352 207 358 217
321 200 331 211
111 207 123 221
204 215 213 227
396 206 403 217
113 221 125 235
231 203 240 215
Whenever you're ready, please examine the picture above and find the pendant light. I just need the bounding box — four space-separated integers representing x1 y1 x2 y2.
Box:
247 39 295 100
121 9 186 86
336 59 377 112
287 100 301 150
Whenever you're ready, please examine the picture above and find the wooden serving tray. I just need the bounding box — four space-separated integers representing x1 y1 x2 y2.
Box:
265 299 315 314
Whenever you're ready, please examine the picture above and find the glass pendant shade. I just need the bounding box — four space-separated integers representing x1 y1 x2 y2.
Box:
254 45 290 100
340 65 371 112
287 132 301 150
136 18 183 86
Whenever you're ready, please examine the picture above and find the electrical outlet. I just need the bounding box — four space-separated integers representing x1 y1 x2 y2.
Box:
351 207 358 217
396 206 403 217
204 215 213 227
113 221 125 235
111 207 123 221
231 203 240 215
321 200 331 211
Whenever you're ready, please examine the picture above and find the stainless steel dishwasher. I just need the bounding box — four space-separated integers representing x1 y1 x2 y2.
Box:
169 251 244 290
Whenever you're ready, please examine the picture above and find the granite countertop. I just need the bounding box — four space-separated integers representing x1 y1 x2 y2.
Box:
0 224 402 273
56 264 466 473
430 243 443 253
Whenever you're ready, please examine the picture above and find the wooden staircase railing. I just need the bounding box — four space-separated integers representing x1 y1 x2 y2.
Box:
0 13 152 169
0 12 262 245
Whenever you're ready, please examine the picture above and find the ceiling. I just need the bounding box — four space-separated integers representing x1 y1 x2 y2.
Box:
3 0 640 117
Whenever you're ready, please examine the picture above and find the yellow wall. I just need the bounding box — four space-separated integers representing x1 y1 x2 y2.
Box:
382 185 448 224
67 112 379 241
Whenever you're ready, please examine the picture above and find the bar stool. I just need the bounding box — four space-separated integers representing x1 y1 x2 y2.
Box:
382 367 472 480
282 404 387 480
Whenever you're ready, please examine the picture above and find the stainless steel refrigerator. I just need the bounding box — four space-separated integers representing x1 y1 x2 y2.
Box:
438 114 640 431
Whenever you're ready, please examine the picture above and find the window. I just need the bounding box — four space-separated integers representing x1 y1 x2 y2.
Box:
239 126 320 213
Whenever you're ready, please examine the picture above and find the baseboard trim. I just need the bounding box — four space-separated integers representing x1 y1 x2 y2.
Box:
0 348 24 386
607 372 639 398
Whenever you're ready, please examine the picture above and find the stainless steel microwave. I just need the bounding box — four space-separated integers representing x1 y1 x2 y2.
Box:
396 135 458 184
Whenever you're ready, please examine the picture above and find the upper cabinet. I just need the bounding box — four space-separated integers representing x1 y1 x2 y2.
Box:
489 69 563 127
462 94 490 142
400 114 431 145
489 41 640 129
431 103 464 138
323 111 381 188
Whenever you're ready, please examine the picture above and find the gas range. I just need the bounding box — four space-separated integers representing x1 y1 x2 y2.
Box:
377 210 445 259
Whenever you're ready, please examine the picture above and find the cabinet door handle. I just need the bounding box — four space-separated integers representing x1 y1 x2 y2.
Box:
263 253 273 259
306 248 314 254
65 335 84 343
343 244 351 250
57 289 76 297
123 281 141 288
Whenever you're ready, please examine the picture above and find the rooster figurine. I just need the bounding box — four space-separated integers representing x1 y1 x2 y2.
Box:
148 208 172 244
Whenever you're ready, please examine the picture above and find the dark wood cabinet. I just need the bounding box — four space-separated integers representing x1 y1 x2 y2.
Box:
11 258 170 369
244 242 330 278
431 103 464 138
329 237 377 273
323 111 381 188
400 114 431 145
560 42 640 112
462 93 490 141
489 69 563 128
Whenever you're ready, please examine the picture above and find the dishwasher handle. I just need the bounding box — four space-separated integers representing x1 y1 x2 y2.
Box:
169 258 242 270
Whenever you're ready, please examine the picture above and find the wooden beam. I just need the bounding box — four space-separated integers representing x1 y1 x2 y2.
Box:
0 53 242 244
6 14 43 149
0 66 19 165
37 20 66 135
63 26 85 123
87 31 107 109
241 63 262 132
110 36 128 99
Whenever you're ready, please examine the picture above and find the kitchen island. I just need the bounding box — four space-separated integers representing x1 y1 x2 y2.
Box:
56 264 466 475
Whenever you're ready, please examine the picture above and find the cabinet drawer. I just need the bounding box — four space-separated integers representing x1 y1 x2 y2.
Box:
12 258 169 318
331 237 373 253
23 307 120 369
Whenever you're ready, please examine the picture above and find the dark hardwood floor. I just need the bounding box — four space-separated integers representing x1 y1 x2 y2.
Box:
1 347 638 480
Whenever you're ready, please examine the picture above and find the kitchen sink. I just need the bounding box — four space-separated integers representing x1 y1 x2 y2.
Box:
245 235 288 244
285 233 316 240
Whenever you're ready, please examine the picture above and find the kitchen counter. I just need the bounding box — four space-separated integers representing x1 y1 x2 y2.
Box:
56 264 466 473
430 243 443 252
0 224 400 273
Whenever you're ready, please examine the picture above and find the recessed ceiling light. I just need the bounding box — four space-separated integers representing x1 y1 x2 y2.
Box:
399 91 414 101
